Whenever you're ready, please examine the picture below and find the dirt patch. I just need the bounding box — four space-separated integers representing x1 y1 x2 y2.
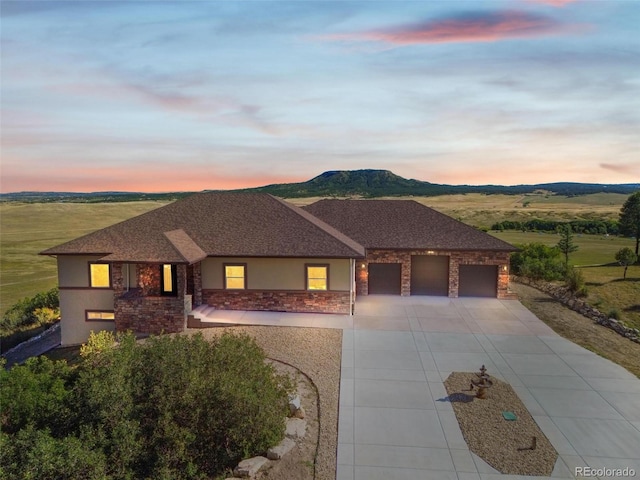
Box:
444 371 557 476
512 283 640 378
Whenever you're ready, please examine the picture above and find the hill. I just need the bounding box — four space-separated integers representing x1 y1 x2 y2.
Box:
242 169 640 198
1 170 638 202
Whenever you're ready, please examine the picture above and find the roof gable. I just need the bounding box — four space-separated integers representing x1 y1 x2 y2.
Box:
41 193 365 262
303 199 516 251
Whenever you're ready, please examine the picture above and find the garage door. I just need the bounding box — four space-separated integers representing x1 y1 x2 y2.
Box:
411 255 449 296
368 263 402 295
459 265 498 297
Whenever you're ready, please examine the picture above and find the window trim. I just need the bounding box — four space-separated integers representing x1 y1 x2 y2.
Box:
161 264 178 296
305 263 330 291
85 310 115 322
223 263 247 290
88 262 111 288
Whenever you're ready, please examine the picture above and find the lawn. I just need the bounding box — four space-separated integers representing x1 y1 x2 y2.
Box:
0 201 170 315
491 231 640 330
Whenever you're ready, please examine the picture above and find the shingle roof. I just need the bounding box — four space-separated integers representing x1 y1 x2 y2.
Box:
41 193 365 262
303 199 517 251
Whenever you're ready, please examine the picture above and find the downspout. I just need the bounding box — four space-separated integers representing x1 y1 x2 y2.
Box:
350 258 355 316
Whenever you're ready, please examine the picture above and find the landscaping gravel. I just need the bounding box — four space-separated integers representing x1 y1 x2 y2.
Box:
444 371 558 476
190 326 342 480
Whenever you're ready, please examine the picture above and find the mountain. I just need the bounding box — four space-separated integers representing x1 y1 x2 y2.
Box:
241 169 640 198
2 170 638 202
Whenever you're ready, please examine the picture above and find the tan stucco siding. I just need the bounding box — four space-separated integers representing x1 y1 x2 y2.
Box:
59 289 115 346
57 255 107 287
201 257 351 291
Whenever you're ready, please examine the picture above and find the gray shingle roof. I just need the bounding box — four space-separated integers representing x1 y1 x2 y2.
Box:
303 199 517 251
41 193 365 262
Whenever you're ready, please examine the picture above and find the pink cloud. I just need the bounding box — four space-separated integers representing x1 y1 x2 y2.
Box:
600 163 640 177
528 0 577 7
321 11 584 45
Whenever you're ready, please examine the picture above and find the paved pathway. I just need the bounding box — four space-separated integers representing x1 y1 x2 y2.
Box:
2 322 61 368
338 296 640 480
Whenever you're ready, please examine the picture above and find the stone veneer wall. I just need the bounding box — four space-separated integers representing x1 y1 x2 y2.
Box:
112 263 189 334
514 276 640 344
357 249 512 298
202 290 351 314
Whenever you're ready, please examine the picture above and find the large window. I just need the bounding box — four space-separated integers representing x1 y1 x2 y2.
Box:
89 263 111 288
86 311 115 321
306 265 328 291
161 264 177 296
224 264 246 289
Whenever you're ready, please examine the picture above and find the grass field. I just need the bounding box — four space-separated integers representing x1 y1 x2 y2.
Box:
290 192 628 228
0 202 169 314
491 231 640 330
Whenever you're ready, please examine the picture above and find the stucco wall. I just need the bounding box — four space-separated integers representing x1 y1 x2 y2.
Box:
57 255 104 287
201 257 351 291
59 288 115 345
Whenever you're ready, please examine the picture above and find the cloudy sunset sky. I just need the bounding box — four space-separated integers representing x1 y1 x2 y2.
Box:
1 0 639 193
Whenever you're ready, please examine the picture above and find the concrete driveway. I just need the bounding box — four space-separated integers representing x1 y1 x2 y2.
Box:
338 295 640 480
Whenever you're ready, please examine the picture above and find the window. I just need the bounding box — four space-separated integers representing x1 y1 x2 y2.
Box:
161 264 177 295
89 263 111 288
224 264 246 289
306 265 328 291
86 311 115 321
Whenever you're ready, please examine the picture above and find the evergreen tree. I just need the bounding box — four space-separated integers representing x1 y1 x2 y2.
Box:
556 224 578 267
619 191 640 257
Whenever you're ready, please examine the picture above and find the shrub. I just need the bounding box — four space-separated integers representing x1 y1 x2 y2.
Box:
1 288 59 332
608 309 621 320
1 332 293 479
510 243 565 282
33 307 60 326
0 356 75 436
564 266 585 294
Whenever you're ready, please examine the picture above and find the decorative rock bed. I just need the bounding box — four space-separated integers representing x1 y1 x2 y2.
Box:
227 361 316 479
444 370 558 476
513 276 640 344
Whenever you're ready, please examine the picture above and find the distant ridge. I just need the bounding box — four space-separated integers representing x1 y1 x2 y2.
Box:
1 169 638 202
241 169 640 198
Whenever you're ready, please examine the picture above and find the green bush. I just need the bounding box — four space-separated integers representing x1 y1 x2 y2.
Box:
608 309 621 320
1 288 59 332
510 243 565 282
1 332 292 480
564 267 586 294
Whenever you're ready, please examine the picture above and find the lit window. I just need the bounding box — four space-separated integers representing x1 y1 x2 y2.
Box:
86 311 115 321
307 265 328 291
161 264 177 295
89 263 110 288
225 264 246 289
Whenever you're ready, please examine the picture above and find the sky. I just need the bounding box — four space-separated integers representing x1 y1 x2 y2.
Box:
1 0 639 193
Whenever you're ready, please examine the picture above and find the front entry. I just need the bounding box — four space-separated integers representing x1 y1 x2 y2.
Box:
410 255 449 296
368 263 402 294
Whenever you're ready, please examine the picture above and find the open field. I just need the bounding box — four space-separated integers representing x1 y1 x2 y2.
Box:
0 201 169 314
290 192 629 228
491 231 640 330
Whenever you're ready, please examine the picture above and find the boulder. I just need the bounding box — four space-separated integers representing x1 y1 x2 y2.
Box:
267 437 296 460
285 417 306 439
233 456 269 478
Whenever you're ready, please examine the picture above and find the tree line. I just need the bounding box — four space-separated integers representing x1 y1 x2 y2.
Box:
491 219 620 235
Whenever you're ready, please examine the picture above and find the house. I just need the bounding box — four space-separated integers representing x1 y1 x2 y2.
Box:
302 199 516 298
41 193 516 345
